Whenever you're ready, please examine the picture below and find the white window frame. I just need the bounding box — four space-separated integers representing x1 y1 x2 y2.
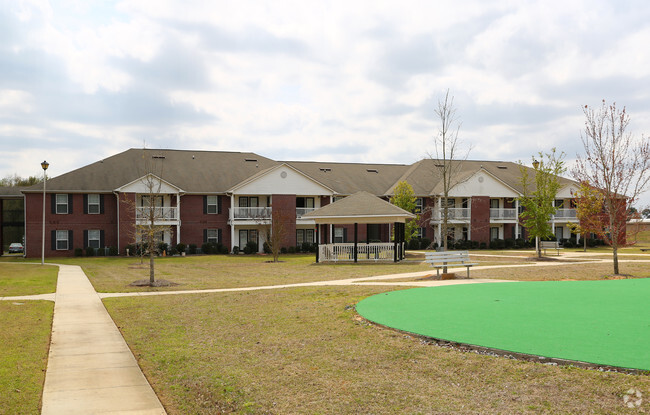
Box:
88 230 100 249
56 194 68 214
56 230 69 250
206 229 219 244
88 194 100 214
415 198 423 213
334 227 344 243
206 196 218 214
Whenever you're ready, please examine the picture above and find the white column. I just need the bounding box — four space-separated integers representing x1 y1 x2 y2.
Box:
230 194 236 251
515 199 519 239
176 193 181 244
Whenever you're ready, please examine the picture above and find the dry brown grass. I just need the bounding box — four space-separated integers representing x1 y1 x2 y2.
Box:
60 255 431 293
473 260 650 281
105 286 650 414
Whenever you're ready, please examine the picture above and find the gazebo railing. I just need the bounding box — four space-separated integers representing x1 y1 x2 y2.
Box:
318 243 396 262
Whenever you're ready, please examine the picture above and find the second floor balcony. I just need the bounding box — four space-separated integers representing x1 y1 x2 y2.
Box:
432 208 471 222
135 207 178 223
490 208 517 220
553 208 578 220
230 207 272 220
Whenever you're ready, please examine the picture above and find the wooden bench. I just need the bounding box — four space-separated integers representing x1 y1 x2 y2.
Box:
540 241 563 256
425 250 478 279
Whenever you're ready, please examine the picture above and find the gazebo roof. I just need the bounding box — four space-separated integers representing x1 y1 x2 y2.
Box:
302 191 415 224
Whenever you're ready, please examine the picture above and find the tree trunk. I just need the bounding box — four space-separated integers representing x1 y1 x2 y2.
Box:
583 235 587 252
613 246 619 275
149 250 155 284
536 236 542 258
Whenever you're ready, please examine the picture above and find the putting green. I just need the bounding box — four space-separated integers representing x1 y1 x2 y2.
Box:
356 279 650 371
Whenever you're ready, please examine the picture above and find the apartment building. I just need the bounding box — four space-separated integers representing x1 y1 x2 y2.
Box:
5 148 581 257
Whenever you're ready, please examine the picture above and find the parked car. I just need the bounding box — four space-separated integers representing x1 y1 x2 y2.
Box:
8 243 23 254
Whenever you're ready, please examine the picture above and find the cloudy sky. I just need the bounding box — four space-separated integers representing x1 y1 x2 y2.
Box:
2 0 650 196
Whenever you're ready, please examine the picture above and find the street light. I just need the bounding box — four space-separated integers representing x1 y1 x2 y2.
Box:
532 159 540 169
41 160 49 265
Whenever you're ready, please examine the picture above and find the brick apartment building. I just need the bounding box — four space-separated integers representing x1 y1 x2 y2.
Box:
2 148 581 257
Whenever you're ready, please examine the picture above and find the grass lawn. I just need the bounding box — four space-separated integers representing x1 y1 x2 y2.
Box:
51 255 431 293
0 263 58 296
473 260 650 281
105 286 650 414
0 301 53 414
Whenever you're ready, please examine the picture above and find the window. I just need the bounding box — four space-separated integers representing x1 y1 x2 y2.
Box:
141 195 163 208
490 199 500 209
239 196 259 207
87 194 100 214
461 198 469 209
555 199 564 208
462 227 468 241
490 227 499 241
238 229 257 247
87 230 100 249
296 197 315 208
415 227 426 238
297 229 315 245
415 198 423 213
334 227 346 243
56 230 69 250
56 194 68 214
206 229 219 244
555 226 564 240
206 196 218 214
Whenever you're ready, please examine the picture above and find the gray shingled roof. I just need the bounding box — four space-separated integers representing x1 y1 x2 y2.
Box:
19 148 577 196
303 191 415 221
22 149 279 193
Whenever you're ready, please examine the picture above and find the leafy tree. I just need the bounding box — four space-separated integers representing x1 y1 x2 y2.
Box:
573 100 650 275
0 174 41 187
518 148 566 258
390 181 419 242
567 182 604 252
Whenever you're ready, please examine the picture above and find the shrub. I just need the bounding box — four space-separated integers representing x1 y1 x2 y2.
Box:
263 242 272 254
280 247 287 254
85 246 95 257
189 244 197 255
420 238 431 250
504 238 515 249
201 243 213 254
124 244 135 256
301 242 315 253
74 248 83 257
108 246 118 256
217 243 228 254
170 247 178 256
489 239 505 250
232 245 239 255
287 246 296 254
158 242 168 255
176 243 186 254
479 242 487 249
245 241 258 254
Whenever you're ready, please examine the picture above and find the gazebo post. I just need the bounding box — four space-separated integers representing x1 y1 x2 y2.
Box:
393 222 398 262
401 222 406 260
354 223 358 263
315 225 319 263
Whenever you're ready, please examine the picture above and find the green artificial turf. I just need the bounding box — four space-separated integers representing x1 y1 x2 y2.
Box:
356 279 650 371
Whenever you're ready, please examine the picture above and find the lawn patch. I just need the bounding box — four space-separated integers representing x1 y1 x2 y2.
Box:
0 301 53 414
0 264 58 296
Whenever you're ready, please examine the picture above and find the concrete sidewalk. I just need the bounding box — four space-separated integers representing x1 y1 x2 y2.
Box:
41 264 166 415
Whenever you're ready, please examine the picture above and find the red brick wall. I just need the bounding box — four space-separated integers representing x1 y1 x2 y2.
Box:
25 193 118 258
471 196 490 244
272 194 296 248
118 193 135 253
179 195 230 248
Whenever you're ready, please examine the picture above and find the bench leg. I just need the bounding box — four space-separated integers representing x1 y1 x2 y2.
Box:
466 266 470 279
436 268 440 279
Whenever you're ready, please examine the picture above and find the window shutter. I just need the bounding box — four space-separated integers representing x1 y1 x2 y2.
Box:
218 229 222 243
83 230 88 248
68 194 73 214
343 228 348 243
51 194 56 214
83 194 88 214
203 196 207 214
217 196 222 214
51 230 56 251
100 195 105 214
100 230 105 247
68 230 73 250
203 229 207 243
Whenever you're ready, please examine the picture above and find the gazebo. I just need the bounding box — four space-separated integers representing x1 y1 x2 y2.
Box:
302 191 415 263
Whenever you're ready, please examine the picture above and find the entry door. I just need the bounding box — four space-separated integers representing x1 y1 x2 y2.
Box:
555 226 563 240
239 230 248 248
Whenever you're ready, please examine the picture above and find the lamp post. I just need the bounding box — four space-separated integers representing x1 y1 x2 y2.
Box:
531 159 540 256
41 160 49 265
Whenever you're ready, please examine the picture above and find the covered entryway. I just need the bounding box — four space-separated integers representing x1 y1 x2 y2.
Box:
302 191 415 263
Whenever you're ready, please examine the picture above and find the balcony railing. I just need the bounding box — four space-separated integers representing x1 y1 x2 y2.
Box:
230 207 272 220
490 208 517 220
433 208 471 221
553 208 578 220
318 243 396 262
135 207 177 221
296 207 316 218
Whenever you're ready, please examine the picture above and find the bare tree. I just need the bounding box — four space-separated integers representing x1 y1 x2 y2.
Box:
255 206 293 262
122 152 174 285
573 100 650 275
429 89 471 259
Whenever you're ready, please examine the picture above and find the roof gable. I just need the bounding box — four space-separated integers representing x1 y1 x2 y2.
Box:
115 174 183 193
449 168 520 198
229 163 334 195
303 191 414 224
